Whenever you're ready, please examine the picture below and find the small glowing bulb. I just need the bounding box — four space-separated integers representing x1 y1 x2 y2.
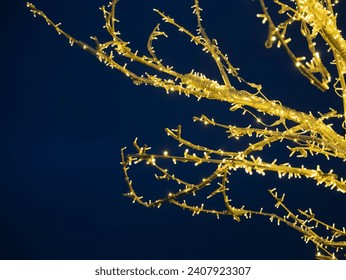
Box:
163 151 168 156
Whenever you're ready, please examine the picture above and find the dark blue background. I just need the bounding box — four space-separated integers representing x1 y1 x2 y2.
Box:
1 0 346 259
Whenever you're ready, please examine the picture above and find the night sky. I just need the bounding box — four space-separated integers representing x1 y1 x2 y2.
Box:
2 0 346 259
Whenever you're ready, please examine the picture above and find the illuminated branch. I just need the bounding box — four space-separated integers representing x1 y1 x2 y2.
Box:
27 0 346 259
258 0 346 128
